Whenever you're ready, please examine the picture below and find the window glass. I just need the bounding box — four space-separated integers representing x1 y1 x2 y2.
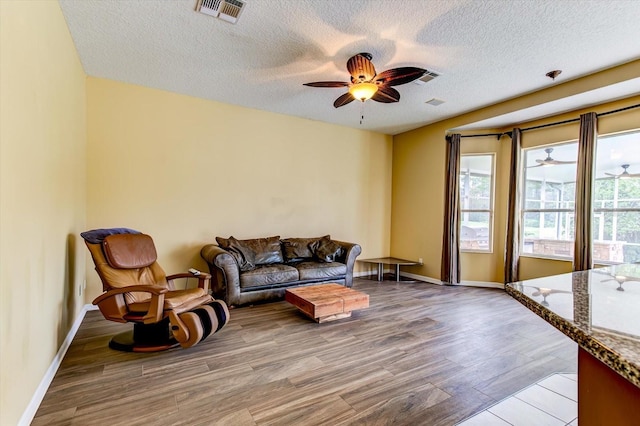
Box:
460 154 494 252
593 131 640 263
521 143 578 258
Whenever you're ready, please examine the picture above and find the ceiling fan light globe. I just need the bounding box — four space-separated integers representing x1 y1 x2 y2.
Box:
349 82 378 102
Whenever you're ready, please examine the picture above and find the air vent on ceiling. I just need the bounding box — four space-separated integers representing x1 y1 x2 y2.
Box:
425 98 445 106
413 70 440 85
196 0 245 24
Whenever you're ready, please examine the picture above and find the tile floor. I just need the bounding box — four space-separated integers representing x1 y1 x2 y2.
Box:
457 373 578 426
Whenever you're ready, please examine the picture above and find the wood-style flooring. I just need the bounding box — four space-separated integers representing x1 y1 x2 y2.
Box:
32 278 577 425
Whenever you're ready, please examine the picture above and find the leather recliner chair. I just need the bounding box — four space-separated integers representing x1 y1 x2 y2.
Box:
81 228 229 352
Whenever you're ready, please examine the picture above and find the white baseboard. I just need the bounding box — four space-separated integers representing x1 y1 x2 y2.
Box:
19 304 97 426
398 271 443 285
458 280 505 289
400 271 504 289
397 271 504 289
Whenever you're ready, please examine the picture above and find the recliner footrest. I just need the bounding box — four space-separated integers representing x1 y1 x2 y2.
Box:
170 300 230 348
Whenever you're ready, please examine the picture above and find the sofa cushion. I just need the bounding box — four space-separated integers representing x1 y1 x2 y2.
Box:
225 236 255 271
217 235 283 265
296 261 347 281
239 264 299 289
312 238 344 263
281 235 329 262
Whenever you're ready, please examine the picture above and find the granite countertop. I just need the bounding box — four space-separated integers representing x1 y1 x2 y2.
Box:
506 263 640 388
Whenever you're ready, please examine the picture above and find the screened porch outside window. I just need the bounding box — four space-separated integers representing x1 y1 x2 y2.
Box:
593 131 640 264
522 142 578 259
460 154 494 252
521 130 640 264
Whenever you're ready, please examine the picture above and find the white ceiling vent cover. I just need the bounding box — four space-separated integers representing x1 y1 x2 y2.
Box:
414 70 440 85
425 98 445 106
196 0 245 24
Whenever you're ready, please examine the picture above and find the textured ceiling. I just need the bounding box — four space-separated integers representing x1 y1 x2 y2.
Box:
59 0 640 135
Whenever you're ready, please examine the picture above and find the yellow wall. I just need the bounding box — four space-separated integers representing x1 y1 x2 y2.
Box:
86 78 393 300
392 60 640 284
0 1 87 424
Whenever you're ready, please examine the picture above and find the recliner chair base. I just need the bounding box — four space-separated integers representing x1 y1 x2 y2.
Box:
108 300 230 352
109 318 178 352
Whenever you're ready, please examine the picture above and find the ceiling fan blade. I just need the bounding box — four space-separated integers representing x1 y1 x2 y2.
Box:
347 53 376 82
606 165 640 178
333 92 355 108
528 164 544 168
548 160 577 165
374 67 426 86
371 86 400 103
303 81 350 88
534 148 576 166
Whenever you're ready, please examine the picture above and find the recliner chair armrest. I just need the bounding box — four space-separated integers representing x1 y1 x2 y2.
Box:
92 285 169 305
167 272 212 292
331 240 362 288
92 285 168 324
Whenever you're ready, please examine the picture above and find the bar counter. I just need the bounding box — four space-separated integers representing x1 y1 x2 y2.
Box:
506 264 640 425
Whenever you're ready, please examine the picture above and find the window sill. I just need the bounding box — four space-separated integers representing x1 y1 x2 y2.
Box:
520 253 572 262
519 254 634 268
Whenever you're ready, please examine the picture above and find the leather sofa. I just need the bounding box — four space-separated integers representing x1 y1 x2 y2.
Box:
201 235 361 306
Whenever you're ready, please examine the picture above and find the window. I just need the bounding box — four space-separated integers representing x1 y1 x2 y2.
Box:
593 130 640 264
521 142 578 258
459 154 494 252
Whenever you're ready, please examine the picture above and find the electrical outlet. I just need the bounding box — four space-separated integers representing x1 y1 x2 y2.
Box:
418 258 424 265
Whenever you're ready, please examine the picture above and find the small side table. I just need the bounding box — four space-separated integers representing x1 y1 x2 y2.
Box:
358 257 419 282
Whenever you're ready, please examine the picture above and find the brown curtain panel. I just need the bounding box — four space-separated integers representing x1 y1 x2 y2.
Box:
504 128 522 283
441 134 461 284
574 112 597 271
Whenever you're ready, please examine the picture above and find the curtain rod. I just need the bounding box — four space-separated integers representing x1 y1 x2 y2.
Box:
520 117 579 132
521 103 640 132
449 103 640 139
459 133 503 138
597 103 640 117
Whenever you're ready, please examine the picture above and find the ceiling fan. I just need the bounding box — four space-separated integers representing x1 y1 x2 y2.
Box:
605 164 640 179
303 53 427 108
529 148 577 168
530 286 572 306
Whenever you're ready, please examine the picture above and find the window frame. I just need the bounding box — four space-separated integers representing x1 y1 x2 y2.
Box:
459 153 495 253
592 129 640 265
520 141 578 261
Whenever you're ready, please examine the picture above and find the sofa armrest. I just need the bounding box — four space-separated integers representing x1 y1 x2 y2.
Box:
332 240 362 287
200 244 242 305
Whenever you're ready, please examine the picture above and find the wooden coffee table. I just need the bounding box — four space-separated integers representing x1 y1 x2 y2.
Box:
285 283 369 323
